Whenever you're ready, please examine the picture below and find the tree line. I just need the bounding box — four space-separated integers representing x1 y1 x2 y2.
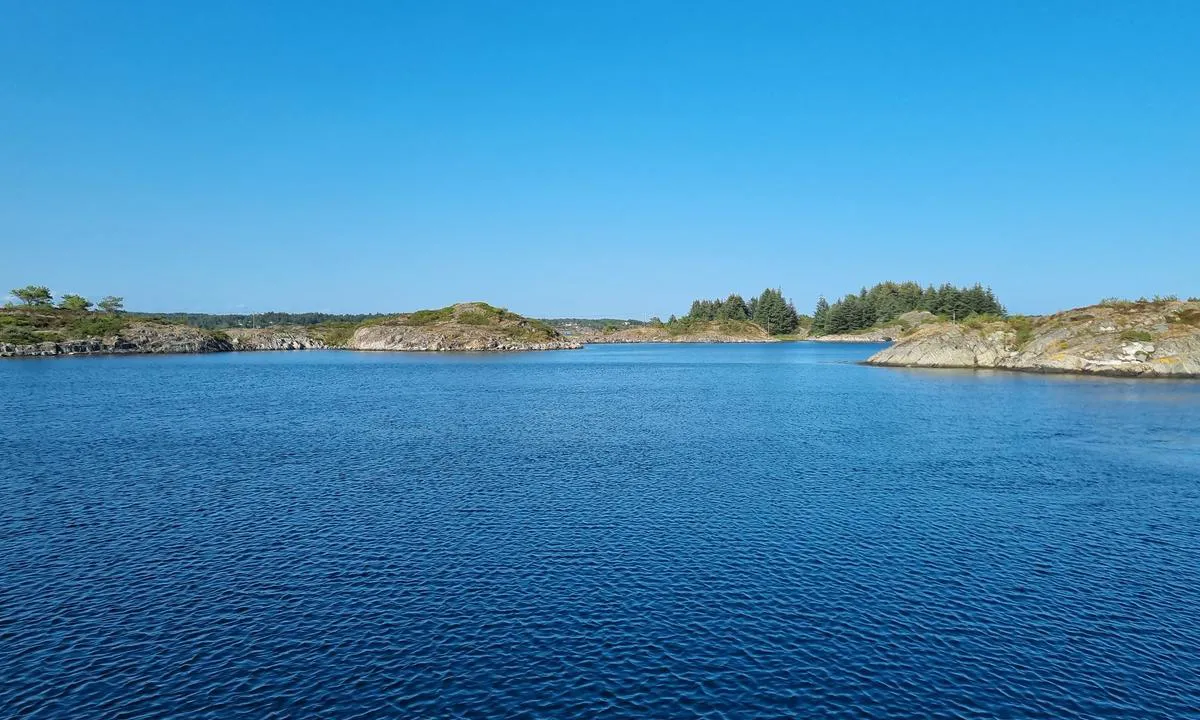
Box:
811 282 1004 335
7 285 124 313
679 288 803 335
669 282 1004 337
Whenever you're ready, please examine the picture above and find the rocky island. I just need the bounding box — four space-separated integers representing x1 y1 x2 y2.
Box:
866 299 1200 378
347 302 580 352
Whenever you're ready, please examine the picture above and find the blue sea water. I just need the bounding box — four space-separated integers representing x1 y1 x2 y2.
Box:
2 343 1199 719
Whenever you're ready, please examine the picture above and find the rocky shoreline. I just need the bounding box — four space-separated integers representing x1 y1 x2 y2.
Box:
1 323 232 358
866 300 1200 378
7 301 1200 377
348 325 581 352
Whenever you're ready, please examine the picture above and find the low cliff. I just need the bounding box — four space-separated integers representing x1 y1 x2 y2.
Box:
866 300 1200 378
0 308 332 358
225 327 328 351
583 320 776 343
1 320 232 357
347 303 581 352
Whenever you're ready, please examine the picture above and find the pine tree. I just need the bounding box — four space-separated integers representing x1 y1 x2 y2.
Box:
812 296 830 334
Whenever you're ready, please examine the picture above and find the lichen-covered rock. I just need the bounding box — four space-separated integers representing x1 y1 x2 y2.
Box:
226 328 327 351
867 300 1200 378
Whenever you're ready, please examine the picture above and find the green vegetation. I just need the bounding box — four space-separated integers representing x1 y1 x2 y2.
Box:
309 322 359 347
0 308 131 345
680 288 801 335
652 316 765 337
97 296 124 314
59 294 93 311
1119 329 1154 342
1006 316 1035 348
370 303 562 343
2 285 137 345
1101 295 1181 308
402 307 458 326
961 313 1005 330
0 314 41 344
1170 307 1200 327
10 285 53 306
1 288 573 351
811 282 1004 336
137 309 385 329
542 318 647 332
395 302 507 327
457 309 495 326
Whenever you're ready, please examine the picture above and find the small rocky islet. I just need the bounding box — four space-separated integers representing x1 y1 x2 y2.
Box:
345 303 580 352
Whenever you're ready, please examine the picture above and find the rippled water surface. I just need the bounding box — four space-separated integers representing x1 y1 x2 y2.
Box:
3 344 1199 718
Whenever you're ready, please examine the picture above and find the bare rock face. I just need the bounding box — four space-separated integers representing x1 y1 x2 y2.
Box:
347 303 581 352
867 300 1200 378
225 328 327 351
0 322 232 357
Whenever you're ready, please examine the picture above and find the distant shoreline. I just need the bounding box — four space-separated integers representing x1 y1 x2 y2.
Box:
5 298 1199 378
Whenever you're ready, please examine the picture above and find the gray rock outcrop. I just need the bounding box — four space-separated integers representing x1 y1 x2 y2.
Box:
226 328 327 351
867 301 1200 378
0 323 232 357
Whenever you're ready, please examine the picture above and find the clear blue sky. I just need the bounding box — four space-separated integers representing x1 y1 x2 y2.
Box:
3 1 1197 317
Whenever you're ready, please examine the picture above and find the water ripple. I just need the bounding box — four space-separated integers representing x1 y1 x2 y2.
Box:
2 346 1199 718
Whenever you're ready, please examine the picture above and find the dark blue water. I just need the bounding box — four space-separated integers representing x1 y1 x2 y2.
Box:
3 344 1199 719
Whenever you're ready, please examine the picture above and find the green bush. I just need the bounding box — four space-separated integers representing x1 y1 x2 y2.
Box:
64 314 126 338
0 325 41 345
404 307 455 325
1170 308 1200 327
1007 316 1035 348
313 322 358 347
457 310 493 326
1120 329 1154 342
962 313 1004 330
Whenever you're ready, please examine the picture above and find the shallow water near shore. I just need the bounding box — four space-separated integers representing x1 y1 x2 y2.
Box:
3 343 1199 718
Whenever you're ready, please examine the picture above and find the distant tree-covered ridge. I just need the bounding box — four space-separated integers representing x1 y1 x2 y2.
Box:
811 282 1005 336
129 311 389 329
542 318 648 333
